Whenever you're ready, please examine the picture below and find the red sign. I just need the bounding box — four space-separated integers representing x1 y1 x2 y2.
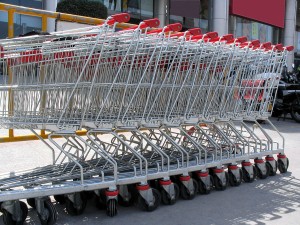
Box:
230 0 285 28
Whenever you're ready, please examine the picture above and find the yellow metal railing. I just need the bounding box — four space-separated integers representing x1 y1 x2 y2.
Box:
0 3 135 142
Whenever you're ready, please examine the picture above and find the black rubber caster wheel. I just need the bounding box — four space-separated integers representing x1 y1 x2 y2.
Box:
118 194 134 207
2 201 28 225
197 179 211 194
137 188 161 212
160 183 179 205
242 166 256 183
213 172 228 191
106 199 118 217
54 194 66 204
65 192 87 216
38 200 58 225
255 163 270 179
228 169 242 187
95 190 107 210
27 198 36 209
266 160 278 176
84 191 95 200
180 178 198 200
118 184 136 207
278 158 289 173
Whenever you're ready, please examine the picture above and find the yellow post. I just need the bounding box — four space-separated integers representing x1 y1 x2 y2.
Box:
7 9 14 38
41 15 47 32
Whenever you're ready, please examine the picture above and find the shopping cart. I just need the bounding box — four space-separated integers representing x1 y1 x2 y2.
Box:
0 13 293 225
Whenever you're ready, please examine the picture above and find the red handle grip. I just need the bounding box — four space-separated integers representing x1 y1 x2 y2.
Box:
236 36 247 43
111 13 130 23
143 18 160 28
221 34 234 42
191 34 204 40
250 40 260 47
285 46 294 51
188 28 202 36
205 32 218 39
275 44 284 51
167 23 182 32
262 42 272 49
0 45 3 58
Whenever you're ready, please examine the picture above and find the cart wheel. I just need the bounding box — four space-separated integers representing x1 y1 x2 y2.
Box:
118 184 136 207
255 163 270 179
95 190 106 210
54 194 66 204
65 193 87 216
197 179 210 194
161 183 179 205
118 194 134 207
38 200 57 225
137 188 161 212
84 191 95 200
278 158 289 173
213 173 228 191
27 198 36 208
267 160 278 176
180 179 198 200
106 199 118 217
228 169 242 187
2 201 28 225
242 166 256 183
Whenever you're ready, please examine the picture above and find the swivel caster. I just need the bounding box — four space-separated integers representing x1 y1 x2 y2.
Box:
118 184 135 207
241 161 256 182
105 189 118 217
65 192 87 216
136 184 161 212
265 155 278 176
159 179 179 205
212 168 228 191
195 170 211 194
54 194 66 204
277 154 289 173
179 175 198 200
254 158 270 179
36 198 58 225
1 200 28 225
228 164 242 187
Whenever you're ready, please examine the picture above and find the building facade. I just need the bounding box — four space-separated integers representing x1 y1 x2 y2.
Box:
0 0 297 69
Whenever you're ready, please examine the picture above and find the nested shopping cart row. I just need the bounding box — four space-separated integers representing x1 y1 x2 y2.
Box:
0 13 291 225
0 15 290 130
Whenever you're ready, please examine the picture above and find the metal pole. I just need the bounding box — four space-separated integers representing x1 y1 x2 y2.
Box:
283 0 297 71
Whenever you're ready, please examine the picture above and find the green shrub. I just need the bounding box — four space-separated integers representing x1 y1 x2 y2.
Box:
57 0 108 19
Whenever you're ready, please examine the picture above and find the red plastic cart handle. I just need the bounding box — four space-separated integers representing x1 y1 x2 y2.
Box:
262 42 272 50
251 40 260 47
139 18 160 29
285 46 294 51
167 23 182 32
188 28 202 36
275 44 284 51
111 13 130 23
205 32 218 39
236 36 247 43
106 13 130 26
0 45 3 58
148 23 182 34
222 34 234 42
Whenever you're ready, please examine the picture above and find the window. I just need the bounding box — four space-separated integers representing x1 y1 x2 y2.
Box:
235 17 276 43
0 0 43 38
170 0 209 33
